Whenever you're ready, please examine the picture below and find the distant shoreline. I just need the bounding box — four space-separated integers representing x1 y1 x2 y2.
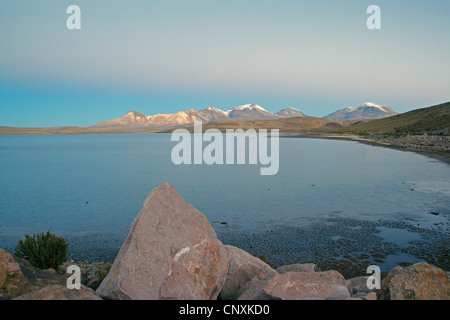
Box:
281 133 450 164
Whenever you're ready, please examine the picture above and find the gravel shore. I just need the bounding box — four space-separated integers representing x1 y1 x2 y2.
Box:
369 134 450 154
282 133 450 164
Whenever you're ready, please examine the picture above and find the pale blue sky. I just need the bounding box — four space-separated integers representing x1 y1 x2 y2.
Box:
0 0 449 126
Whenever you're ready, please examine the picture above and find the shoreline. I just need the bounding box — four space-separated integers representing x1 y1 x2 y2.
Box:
281 133 450 164
1 209 448 280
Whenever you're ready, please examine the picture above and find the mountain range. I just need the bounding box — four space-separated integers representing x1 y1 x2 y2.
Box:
193 102 449 136
1 102 447 136
94 102 393 128
93 104 307 128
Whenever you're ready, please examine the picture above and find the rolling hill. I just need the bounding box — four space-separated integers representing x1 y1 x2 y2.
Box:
339 102 449 134
180 117 357 133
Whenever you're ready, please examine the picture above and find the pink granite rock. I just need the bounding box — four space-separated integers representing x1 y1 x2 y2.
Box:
96 182 228 300
239 270 350 300
219 245 278 300
0 249 31 300
381 262 449 300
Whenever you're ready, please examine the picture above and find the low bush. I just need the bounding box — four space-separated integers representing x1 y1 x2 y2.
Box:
14 231 69 270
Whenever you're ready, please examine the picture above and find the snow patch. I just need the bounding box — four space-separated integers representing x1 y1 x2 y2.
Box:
228 104 268 112
359 102 389 111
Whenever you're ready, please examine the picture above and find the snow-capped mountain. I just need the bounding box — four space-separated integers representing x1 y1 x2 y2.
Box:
324 102 398 120
150 109 206 126
95 111 152 127
225 104 281 121
276 108 308 118
198 107 229 122
93 104 300 128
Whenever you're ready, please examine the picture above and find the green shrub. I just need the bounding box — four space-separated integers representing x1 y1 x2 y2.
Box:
14 231 69 270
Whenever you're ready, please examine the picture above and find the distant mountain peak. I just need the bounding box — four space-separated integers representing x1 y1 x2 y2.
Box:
224 104 281 121
126 110 144 116
360 102 378 107
324 102 398 120
228 104 268 112
276 108 308 118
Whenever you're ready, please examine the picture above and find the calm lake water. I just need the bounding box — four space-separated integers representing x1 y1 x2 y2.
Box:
0 133 448 273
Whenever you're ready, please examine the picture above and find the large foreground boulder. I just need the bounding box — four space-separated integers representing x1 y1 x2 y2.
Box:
14 284 101 300
96 182 229 300
0 249 32 300
381 262 449 300
219 245 278 300
239 270 350 300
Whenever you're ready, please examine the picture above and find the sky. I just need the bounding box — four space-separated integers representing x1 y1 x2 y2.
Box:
0 0 449 127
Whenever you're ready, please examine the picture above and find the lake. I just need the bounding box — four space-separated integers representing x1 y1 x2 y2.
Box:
0 133 448 276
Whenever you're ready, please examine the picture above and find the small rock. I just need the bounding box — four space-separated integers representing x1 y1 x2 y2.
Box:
44 268 57 274
277 263 319 274
13 284 101 300
352 291 378 300
346 276 377 295
238 277 276 300
58 261 112 290
14 257 67 289
219 245 278 300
